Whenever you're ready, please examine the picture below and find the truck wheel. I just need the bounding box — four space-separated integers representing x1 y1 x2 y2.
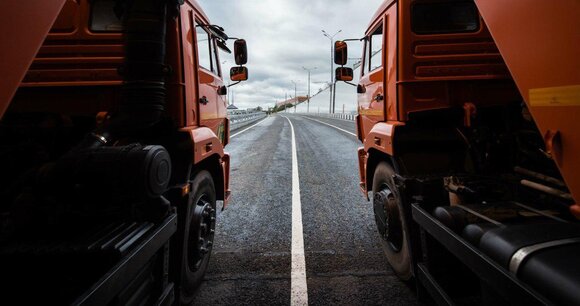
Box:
372 162 412 281
179 170 216 304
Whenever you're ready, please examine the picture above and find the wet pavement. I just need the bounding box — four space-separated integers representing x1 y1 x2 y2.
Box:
192 114 418 305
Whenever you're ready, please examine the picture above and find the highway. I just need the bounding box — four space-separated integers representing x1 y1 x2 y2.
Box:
193 114 418 305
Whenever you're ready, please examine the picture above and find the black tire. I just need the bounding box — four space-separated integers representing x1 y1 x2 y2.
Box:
372 161 412 281
179 170 217 305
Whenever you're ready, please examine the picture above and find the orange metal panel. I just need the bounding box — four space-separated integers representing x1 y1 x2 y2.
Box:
368 0 396 30
399 0 509 83
363 121 404 156
0 0 68 119
475 0 580 203
385 5 397 121
396 0 515 120
23 0 124 87
183 125 229 204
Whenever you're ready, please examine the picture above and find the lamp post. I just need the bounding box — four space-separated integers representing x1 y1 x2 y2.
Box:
322 29 341 113
291 80 298 113
302 66 317 113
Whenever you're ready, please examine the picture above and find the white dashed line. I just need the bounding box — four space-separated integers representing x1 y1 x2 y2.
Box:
282 115 308 306
301 116 357 137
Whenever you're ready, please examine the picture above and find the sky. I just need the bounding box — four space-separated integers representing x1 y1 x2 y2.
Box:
199 0 383 112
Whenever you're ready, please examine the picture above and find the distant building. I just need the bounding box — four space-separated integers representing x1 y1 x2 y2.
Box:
246 106 263 112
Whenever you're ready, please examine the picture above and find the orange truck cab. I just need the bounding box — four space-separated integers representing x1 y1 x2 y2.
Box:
0 0 248 304
336 0 580 304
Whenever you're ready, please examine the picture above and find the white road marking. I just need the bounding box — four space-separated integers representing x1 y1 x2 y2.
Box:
230 117 269 139
301 115 357 137
282 115 309 306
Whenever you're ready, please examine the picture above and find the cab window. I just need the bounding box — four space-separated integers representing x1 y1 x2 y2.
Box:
368 23 383 72
195 23 215 74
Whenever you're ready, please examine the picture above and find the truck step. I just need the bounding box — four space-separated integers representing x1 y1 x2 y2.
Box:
0 221 155 258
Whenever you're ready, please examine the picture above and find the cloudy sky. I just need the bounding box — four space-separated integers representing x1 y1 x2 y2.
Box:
199 0 383 112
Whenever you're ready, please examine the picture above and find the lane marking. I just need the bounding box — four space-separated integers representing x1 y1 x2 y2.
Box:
230 117 268 139
301 115 357 137
282 115 308 306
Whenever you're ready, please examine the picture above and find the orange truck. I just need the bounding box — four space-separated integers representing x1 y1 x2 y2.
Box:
0 0 247 304
335 0 580 304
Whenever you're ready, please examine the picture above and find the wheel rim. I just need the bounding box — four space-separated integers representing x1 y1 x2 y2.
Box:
373 186 403 252
188 196 216 271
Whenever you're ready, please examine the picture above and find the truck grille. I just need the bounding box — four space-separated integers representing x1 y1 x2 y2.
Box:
22 40 124 86
412 39 509 79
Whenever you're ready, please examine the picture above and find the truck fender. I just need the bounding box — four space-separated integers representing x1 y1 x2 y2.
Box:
182 126 231 206
359 122 404 198
363 121 403 156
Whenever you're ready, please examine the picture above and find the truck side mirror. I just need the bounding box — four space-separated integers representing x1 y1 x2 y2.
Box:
230 66 248 81
336 67 353 82
234 39 248 65
334 41 348 66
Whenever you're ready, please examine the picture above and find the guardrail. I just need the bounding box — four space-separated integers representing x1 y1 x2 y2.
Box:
229 112 267 131
299 112 356 121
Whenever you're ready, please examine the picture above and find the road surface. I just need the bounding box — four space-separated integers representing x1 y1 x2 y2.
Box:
193 114 418 305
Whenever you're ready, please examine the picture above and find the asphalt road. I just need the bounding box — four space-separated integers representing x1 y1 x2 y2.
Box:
192 114 418 305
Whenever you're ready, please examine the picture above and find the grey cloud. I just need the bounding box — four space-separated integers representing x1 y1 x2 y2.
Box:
200 0 383 110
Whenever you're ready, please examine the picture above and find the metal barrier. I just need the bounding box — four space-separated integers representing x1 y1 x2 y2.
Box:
229 112 267 131
298 112 356 121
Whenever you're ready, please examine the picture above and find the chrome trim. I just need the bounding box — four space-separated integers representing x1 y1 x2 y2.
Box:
93 133 108 144
509 237 580 275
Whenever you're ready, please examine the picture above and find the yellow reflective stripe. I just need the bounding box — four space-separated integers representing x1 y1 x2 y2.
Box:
529 85 580 107
359 109 384 116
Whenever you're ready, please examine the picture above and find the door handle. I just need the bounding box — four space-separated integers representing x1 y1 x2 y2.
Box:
374 93 384 101
200 96 209 105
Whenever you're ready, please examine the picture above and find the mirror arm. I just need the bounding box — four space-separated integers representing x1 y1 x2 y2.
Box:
216 39 232 53
228 81 242 88
344 81 357 87
342 37 365 42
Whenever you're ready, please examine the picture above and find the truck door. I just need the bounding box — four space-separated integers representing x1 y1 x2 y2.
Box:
193 20 225 134
358 20 385 140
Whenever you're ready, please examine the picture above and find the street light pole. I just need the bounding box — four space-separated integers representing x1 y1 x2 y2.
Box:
291 80 298 113
322 29 341 114
302 66 317 113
